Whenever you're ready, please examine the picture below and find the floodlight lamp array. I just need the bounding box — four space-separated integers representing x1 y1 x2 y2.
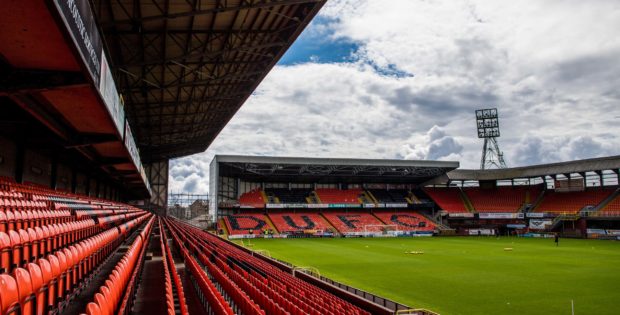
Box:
475 108 500 138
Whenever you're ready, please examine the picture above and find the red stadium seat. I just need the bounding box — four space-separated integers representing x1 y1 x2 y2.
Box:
0 232 11 272
0 273 20 315
25 263 46 315
13 268 35 315
85 302 102 315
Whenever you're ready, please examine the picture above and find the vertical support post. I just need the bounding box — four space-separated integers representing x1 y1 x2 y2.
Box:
480 138 488 170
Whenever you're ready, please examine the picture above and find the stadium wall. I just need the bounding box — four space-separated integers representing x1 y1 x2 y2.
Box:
0 136 16 178
0 130 124 201
22 148 52 186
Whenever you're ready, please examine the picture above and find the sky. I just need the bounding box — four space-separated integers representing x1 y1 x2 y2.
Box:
169 0 620 194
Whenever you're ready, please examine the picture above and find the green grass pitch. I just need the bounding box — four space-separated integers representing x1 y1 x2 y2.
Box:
242 237 620 315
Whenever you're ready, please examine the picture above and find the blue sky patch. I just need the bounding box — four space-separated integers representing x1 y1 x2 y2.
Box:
278 17 359 65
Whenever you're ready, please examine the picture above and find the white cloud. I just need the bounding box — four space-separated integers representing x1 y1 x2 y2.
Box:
169 0 620 194
401 125 463 161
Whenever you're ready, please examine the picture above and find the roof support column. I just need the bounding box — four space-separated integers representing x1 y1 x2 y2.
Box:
145 159 169 215
595 170 603 187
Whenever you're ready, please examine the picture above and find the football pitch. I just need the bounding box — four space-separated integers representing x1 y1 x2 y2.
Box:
242 237 620 315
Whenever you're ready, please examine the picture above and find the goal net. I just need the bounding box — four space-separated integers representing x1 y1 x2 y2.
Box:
363 224 400 237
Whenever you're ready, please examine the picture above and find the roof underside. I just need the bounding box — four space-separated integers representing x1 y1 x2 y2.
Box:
447 155 620 181
93 0 325 163
215 155 460 184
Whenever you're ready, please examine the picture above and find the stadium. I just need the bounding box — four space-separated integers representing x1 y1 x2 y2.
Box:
0 1 619 315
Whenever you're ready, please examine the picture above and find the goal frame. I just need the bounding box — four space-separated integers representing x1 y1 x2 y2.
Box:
363 224 400 237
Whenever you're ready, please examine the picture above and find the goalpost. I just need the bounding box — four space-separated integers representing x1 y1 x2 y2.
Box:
363 224 400 237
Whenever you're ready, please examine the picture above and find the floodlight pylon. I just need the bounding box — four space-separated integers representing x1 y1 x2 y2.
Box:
480 137 507 169
475 108 507 170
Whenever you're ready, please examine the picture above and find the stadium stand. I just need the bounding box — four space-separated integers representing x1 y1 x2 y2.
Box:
238 189 266 207
423 187 469 213
163 217 371 315
373 211 436 231
535 189 615 213
268 212 334 233
315 189 363 204
0 176 153 315
601 192 620 213
463 186 542 212
264 188 312 204
223 214 271 235
82 216 154 315
321 212 385 233
367 189 410 203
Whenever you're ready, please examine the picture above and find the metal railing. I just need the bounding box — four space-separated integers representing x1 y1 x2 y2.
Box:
308 272 413 312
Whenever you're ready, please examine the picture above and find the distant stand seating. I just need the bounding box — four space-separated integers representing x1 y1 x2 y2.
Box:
321 212 384 233
601 191 620 213
423 187 468 213
264 188 311 203
373 211 435 231
463 186 542 212
268 212 333 233
224 214 271 235
367 189 410 203
315 189 362 204
535 189 615 214
238 188 266 207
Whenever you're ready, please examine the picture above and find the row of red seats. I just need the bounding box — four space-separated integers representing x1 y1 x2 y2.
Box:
0 191 24 199
115 218 153 315
158 218 188 315
462 186 542 212
0 179 105 207
423 187 469 213
0 214 150 315
97 213 142 229
0 178 143 218
172 230 235 314
314 188 362 204
239 188 266 207
1 219 99 274
535 189 615 213
0 210 72 232
165 218 370 315
75 209 141 219
0 199 47 211
83 216 154 315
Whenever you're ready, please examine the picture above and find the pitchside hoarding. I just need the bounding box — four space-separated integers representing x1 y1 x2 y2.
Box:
479 213 524 219
99 56 125 134
124 122 143 173
529 219 552 229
